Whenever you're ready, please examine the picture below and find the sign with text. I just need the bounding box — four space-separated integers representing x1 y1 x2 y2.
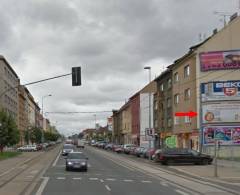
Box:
202 102 240 123
200 50 240 71
203 126 240 145
201 81 240 101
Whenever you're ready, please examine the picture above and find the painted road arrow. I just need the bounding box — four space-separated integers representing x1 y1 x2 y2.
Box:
175 111 197 118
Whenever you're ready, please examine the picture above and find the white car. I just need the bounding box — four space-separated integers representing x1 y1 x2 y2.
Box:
17 145 37 152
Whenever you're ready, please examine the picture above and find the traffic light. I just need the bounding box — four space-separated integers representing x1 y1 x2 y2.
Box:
72 67 81 86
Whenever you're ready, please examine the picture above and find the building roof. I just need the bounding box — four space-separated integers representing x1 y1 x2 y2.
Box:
0 55 19 79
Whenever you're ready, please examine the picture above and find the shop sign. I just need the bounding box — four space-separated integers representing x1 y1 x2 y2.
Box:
202 102 240 123
203 126 240 145
200 50 240 71
165 136 177 148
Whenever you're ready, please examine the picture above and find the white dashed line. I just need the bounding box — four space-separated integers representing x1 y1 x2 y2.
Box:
52 150 61 167
175 189 189 195
72 177 82 180
56 177 66 180
89 178 98 180
87 164 91 168
105 185 111 191
100 179 104 183
160 182 169 187
141 180 152 183
36 177 49 195
27 175 34 178
123 179 133 182
106 178 116 181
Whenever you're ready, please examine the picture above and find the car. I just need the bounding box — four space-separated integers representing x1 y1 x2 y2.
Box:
113 145 124 153
154 148 213 165
123 144 135 154
17 145 37 152
135 147 146 157
65 152 88 171
104 143 113 150
62 144 74 156
145 148 157 159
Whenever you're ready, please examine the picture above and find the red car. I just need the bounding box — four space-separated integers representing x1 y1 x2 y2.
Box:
145 148 157 159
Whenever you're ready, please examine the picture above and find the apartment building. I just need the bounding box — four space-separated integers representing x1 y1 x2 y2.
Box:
121 101 132 144
130 92 140 145
154 67 173 148
18 85 28 145
172 51 198 150
0 55 19 122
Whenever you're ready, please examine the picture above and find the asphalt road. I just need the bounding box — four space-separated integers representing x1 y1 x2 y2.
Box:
38 146 192 195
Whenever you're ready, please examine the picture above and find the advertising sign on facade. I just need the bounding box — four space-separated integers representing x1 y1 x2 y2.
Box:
165 136 177 148
203 126 240 145
200 50 240 71
202 102 240 123
201 81 240 101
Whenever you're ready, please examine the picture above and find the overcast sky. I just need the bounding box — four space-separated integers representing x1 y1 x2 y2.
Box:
0 0 239 136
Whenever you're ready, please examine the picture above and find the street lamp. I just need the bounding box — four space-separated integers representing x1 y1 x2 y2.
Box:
144 66 152 160
41 94 52 143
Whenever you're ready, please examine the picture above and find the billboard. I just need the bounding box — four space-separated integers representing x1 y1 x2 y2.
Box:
200 50 240 71
201 81 240 101
203 126 240 145
202 102 240 123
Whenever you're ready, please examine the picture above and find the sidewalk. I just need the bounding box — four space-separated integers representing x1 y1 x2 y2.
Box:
168 160 240 184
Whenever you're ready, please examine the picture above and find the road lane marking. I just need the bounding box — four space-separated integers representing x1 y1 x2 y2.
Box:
89 178 98 180
160 182 169 187
123 179 133 182
141 180 152 183
100 179 104 183
105 185 111 191
73 177 82 180
52 150 62 167
30 170 39 174
56 177 66 180
106 178 116 181
36 177 49 195
175 189 189 195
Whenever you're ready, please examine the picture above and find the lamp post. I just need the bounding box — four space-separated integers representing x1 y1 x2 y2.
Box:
144 66 152 160
41 94 52 143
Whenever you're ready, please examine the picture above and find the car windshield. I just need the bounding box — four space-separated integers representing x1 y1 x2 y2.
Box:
68 153 86 159
63 145 74 149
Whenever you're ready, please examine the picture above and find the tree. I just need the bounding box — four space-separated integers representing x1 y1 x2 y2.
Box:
0 110 19 152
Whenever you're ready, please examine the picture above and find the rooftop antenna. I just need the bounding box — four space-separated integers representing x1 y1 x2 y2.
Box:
213 11 232 27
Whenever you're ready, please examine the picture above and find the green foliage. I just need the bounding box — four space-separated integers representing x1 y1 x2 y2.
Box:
0 110 20 151
44 131 60 142
0 151 21 160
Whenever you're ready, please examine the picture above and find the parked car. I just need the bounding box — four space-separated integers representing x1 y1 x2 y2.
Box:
123 144 135 154
145 148 157 159
141 148 148 158
65 152 88 171
113 145 124 153
154 148 213 165
17 145 37 152
135 147 146 157
104 143 113 150
129 146 137 155
62 144 74 156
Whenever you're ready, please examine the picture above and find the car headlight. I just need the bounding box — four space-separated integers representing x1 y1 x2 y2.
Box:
67 162 73 165
81 162 86 166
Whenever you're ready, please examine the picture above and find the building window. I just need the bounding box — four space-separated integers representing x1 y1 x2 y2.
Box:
185 116 191 123
167 98 171 108
174 94 179 104
174 72 179 82
184 65 190 78
174 116 179 125
160 83 164 91
167 78 172 89
154 100 158 110
167 118 172 127
184 88 191 100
